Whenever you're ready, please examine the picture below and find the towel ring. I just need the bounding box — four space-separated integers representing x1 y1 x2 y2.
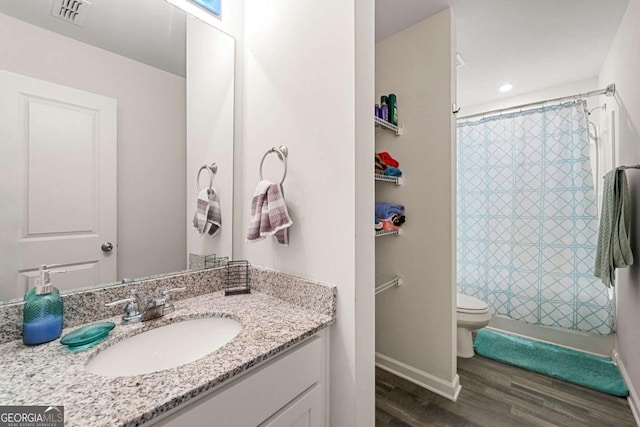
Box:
196 163 218 191
259 146 288 185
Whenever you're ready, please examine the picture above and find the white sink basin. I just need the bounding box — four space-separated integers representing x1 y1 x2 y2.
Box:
86 317 242 377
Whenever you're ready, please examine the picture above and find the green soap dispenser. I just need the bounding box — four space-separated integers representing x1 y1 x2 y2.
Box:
23 265 66 346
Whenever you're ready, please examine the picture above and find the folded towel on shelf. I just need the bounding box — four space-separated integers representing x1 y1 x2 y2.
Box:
375 202 404 220
246 180 293 246
381 220 401 231
594 168 634 287
375 216 383 231
377 151 399 168
375 155 387 174
192 188 222 236
383 166 402 177
389 214 406 226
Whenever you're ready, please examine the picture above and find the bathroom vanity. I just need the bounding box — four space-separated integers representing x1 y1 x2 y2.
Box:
153 330 328 426
0 267 336 427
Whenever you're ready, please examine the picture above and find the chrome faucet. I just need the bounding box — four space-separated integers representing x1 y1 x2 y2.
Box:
105 296 143 324
105 287 186 324
141 297 166 321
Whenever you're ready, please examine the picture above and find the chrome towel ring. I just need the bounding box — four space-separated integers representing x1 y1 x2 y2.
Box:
197 163 218 191
259 145 288 185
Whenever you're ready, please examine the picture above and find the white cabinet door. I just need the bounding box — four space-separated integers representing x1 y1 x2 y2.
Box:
152 336 323 427
259 384 322 427
0 70 117 299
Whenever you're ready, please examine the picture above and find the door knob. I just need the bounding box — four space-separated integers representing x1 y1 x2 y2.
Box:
101 242 114 252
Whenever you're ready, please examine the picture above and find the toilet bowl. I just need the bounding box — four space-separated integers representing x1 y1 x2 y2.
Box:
456 293 491 358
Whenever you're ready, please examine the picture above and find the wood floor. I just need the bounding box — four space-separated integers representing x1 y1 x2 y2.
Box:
376 355 636 427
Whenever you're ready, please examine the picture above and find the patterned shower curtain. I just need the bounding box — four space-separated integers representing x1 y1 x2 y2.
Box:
457 101 614 335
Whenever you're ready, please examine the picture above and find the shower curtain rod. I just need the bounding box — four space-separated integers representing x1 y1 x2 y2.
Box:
457 83 616 121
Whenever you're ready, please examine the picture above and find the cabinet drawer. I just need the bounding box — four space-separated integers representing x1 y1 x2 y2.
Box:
153 335 322 427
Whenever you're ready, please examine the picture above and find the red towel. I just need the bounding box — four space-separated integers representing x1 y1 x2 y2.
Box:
381 220 401 231
378 152 399 168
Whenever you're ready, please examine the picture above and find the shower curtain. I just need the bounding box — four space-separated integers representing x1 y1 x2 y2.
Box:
457 101 614 335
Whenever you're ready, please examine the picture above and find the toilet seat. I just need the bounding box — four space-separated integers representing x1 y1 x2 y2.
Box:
457 293 489 314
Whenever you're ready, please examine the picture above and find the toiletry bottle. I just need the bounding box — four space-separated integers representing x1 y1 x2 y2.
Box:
23 265 65 345
375 104 381 118
388 94 398 126
380 96 388 121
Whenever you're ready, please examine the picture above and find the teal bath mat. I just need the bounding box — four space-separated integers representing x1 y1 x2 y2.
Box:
474 329 628 397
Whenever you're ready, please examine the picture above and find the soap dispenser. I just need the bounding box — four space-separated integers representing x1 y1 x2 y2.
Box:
23 265 66 345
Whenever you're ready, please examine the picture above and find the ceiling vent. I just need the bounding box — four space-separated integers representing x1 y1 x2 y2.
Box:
51 0 92 26
456 53 466 69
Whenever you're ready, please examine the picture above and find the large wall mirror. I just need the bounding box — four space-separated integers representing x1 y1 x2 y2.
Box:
0 0 235 303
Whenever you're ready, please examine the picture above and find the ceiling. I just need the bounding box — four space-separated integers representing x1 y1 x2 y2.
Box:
0 0 186 76
1 1 630 104
376 0 630 107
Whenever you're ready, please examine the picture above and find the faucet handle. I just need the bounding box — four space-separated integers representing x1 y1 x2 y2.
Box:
105 297 142 324
160 287 186 314
105 297 135 307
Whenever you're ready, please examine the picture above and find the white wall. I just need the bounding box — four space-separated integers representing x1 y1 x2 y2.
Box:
598 0 640 416
0 13 186 280
461 77 599 116
375 9 460 400
239 0 375 425
201 0 242 37
354 0 376 422
186 16 235 260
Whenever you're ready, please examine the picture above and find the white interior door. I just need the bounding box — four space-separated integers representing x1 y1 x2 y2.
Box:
0 69 117 300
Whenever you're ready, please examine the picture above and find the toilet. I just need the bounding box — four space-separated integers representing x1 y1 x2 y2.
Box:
456 293 491 358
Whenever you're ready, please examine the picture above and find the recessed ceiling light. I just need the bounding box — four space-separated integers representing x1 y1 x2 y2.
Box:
499 83 513 93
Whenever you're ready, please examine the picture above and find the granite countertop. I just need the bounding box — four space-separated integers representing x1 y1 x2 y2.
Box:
0 290 334 427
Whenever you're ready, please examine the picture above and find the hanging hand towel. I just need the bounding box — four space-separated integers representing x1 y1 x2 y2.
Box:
246 180 293 246
205 188 222 236
594 168 634 287
192 188 222 236
193 189 210 235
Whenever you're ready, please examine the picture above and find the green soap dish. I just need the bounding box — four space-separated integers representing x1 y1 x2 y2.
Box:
60 322 115 352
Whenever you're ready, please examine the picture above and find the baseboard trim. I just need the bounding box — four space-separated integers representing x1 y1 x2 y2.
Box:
375 352 461 402
613 350 640 426
489 316 614 356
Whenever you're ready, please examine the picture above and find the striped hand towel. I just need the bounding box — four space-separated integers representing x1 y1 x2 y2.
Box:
246 180 293 246
205 188 221 236
192 188 221 236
